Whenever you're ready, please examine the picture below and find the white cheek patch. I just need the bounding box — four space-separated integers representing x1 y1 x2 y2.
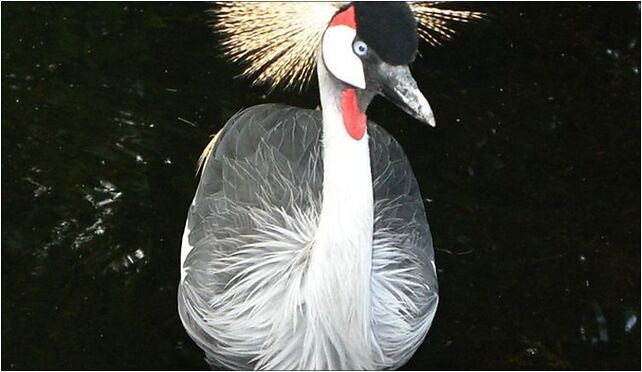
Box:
322 25 366 89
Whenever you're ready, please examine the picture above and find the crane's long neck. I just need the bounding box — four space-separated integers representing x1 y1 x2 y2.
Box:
304 59 375 368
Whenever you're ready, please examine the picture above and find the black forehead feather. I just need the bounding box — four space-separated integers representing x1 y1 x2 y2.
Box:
353 2 418 65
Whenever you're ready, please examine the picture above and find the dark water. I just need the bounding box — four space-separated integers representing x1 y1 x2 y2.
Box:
1 2 640 370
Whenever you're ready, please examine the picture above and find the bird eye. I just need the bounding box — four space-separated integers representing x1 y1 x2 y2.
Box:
353 40 368 56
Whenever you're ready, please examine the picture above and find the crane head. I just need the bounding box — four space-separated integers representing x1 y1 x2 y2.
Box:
322 2 435 126
214 2 483 94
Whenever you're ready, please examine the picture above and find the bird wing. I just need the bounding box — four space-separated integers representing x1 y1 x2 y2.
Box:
179 104 324 369
368 124 439 368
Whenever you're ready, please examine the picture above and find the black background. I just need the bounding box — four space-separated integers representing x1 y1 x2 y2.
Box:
2 3 640 370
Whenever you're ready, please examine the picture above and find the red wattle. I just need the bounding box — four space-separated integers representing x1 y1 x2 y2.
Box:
341 88 366 141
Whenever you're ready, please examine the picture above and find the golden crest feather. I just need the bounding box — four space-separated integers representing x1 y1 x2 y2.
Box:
215 2 343 92
213 2 483 92
410 2 485 46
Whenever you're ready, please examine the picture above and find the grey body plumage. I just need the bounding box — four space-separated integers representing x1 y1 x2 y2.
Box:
179 104 438 369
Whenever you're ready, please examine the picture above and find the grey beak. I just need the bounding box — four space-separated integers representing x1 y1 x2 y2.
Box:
379 64 436 127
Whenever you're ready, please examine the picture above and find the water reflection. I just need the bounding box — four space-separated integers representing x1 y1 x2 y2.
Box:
1 2 640 370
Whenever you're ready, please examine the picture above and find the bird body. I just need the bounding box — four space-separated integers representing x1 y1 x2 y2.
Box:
179 102 437 369
179 2 480 369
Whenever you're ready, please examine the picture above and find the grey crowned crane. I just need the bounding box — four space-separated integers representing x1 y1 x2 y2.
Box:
178 2 481 370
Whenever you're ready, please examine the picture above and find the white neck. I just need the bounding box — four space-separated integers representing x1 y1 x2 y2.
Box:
303 59 375 368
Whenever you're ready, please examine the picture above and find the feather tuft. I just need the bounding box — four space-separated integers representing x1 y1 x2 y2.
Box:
410 2 485 46
213 2 343 92
212 2 483 91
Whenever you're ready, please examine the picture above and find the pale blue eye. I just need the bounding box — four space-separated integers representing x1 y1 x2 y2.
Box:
353 40 368 56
